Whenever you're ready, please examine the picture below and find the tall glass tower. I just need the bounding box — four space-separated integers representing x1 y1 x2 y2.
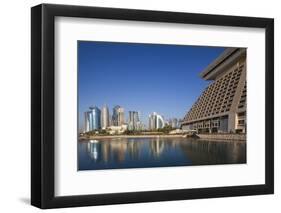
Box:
89 106 101 130
112 105 120 126
112 105 125 126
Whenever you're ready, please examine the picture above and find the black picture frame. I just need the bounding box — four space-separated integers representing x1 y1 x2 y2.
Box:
31 3 274 209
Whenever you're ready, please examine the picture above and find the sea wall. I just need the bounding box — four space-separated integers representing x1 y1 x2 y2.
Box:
197 133 246 141
85 135 184 140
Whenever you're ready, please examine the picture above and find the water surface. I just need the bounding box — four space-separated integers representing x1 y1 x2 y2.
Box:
78 137 246 170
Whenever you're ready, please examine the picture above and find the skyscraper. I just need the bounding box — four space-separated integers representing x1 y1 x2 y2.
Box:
89 106 101 130
117 107 125 126
148 112 165 130
101 105 110 129
112 105 120 126
112 105 125 126
128 111 140 130
84 111 90 133
168 118 179 128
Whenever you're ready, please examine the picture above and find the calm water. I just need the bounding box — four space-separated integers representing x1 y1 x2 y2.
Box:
78 137 246 170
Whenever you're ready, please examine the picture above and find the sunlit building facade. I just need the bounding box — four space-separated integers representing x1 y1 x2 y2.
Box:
84 111 90 133
128 111 140 130
149 112 165 130
88 106 101 130
101 105 110 129
112 105 125 126
181 48 247 133
168 118 179 128
117 107 125 126
112 105 120 126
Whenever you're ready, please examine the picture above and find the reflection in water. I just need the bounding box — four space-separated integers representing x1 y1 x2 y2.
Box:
78 137 246 170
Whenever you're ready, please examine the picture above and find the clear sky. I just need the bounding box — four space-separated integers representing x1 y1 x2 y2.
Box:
78 41 225 129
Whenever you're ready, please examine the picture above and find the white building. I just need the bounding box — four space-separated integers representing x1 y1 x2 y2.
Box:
148 112 165 130
101 105 110 129
107 124 128 135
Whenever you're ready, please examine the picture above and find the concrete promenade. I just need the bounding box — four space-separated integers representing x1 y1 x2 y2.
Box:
197 133 246 141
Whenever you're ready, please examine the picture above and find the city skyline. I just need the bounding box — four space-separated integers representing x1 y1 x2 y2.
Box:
78 41 226 130
82 103 180 132
78 44 247 171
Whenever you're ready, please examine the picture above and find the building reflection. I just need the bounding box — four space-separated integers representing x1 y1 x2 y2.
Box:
86 138 142 164
149 138 165 157
84 138 246 168
178 139 246 164
86 141 102 162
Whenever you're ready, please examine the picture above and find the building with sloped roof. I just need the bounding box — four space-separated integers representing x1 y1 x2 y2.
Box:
181 48 246 133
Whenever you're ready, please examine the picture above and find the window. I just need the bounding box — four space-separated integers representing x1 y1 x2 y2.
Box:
238 120 245 125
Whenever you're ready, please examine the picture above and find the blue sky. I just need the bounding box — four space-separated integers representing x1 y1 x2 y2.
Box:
78 41 225 129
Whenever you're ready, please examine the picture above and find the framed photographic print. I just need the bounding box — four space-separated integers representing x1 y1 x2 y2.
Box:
31 4 274 209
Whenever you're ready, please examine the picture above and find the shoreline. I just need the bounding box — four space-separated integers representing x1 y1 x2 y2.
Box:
80 134 185 140
79 134 246 142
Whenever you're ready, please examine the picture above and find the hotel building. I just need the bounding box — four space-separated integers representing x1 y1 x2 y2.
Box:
181 48 247 133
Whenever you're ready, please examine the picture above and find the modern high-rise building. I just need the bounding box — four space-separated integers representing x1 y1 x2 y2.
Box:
101 105 110 129
117 107 125 126
112 105 125 126
88 106 101 130
181 48 247 133
168 118 179 128
128 111 140 130
112 105 120 126
84 111 90 133
148 112 165 130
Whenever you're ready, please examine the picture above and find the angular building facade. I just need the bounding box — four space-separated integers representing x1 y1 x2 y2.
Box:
181 48 246 133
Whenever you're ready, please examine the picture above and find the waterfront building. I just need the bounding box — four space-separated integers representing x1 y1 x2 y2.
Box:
101 105 110 129
136 121 145 131
148 112 165 130
107 124 128 135
128 111 140 130
112 105 125 126
89 106 101 130
117 107 125 126
112 105 120 126
181 48 247 133
84 111 90 133
168 118 179 128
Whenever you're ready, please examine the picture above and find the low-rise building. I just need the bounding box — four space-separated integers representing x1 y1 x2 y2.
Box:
107 124 128 135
